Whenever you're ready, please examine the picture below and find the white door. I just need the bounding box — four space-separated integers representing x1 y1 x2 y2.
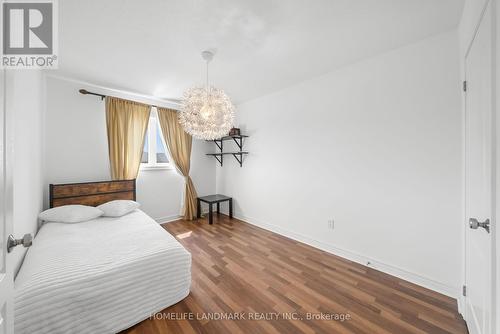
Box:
464 2 494 334
0 68 14 333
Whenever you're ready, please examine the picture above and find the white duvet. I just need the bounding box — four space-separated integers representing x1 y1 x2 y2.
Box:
14 209 191 334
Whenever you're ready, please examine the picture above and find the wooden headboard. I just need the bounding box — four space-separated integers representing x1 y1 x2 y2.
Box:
49 180 136 208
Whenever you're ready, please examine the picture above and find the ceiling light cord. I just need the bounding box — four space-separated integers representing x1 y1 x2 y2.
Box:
201 50 214 102
205 60 210 103
206 59 209 89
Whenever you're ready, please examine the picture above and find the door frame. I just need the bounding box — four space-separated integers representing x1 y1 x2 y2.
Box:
462 0 497 332
0 69 15 333
495 0 500 329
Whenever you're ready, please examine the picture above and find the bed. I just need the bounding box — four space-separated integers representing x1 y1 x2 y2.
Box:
14 180 192 334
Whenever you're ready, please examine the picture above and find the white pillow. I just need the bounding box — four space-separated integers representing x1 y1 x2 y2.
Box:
97 200 140 217
39 205 104 223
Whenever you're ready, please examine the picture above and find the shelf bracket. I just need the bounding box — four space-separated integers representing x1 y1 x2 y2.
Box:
232 153 243 167
213 139 223 151
232 137 243 150
214 155 223 166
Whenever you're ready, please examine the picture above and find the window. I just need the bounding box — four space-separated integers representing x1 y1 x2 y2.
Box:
141 108 171 170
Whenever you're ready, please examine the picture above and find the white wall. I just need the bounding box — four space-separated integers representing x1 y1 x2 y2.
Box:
6 70 44 275
216 30 463 297
44 76 215 221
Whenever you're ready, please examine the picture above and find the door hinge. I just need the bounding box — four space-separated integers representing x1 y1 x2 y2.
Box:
463 81 467 92
462 285 467 296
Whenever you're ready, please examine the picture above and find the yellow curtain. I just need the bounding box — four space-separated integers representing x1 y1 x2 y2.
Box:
157 107 198 220
105 97 151 180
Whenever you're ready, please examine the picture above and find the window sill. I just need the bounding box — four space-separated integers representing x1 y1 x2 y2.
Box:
140 164 173 171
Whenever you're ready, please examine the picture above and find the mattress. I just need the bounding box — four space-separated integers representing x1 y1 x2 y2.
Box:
14 209 191 334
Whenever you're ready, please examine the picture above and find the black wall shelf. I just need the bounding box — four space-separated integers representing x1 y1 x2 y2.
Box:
208 135 248 150
206 135 249 167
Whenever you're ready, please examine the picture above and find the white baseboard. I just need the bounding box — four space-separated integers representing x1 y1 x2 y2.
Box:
155 208 210 225
155 214 181 224
227 211 460 300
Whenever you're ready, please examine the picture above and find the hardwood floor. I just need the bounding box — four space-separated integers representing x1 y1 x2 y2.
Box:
123 215 467 334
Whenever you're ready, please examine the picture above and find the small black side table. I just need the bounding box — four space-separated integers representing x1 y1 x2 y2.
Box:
197 194 233 224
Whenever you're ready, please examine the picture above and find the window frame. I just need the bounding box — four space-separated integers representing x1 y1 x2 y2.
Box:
140 108 173 171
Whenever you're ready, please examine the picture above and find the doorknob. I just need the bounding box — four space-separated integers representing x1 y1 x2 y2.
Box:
469 218 490 233
7 234 33 253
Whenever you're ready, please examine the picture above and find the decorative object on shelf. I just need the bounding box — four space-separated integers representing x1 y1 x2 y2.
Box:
179 50 235 140
229 127 240 136
206 134 249 167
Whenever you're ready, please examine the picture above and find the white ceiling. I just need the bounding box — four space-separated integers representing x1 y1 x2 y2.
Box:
57 0 464 104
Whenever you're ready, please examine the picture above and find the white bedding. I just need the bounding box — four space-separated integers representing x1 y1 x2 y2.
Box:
14 209 191 334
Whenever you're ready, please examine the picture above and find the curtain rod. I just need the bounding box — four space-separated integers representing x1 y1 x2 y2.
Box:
79 89 106 100
79 89 171 109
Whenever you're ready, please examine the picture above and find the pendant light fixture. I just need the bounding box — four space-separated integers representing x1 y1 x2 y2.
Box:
179 50 235 140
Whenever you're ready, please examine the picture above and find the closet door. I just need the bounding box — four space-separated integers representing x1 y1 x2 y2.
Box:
464 2 494 333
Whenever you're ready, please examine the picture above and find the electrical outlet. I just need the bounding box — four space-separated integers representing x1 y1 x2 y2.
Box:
328 219 334 230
